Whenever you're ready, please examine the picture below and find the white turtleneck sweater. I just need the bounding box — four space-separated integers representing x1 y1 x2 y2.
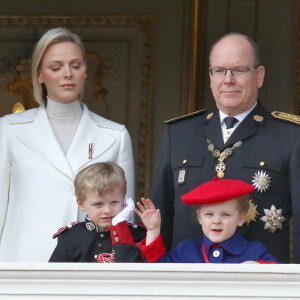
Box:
46 97 83 155
46 97 86 220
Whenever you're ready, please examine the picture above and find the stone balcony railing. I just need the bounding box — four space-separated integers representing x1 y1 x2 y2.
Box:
0 263 299 299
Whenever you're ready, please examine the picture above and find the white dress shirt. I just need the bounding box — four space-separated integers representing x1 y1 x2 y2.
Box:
219 102 257 143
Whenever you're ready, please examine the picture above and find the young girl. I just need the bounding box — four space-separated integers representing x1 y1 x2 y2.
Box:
135 177 277 264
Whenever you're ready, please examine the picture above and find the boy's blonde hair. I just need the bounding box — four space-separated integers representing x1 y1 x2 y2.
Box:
75 162 127 201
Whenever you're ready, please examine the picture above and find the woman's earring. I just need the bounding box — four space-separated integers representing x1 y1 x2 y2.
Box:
85 74 87 79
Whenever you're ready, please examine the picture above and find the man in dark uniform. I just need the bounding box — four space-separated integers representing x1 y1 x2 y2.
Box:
151 32 300 263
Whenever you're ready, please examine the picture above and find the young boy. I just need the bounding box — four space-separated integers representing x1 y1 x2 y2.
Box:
49 162 146 263
135 177 277 264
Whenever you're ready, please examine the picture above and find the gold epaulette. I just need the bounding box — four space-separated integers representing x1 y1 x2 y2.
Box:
164 109 207 124
271 111 300 125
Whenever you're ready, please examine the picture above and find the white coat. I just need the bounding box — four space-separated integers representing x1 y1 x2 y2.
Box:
0 104 134 261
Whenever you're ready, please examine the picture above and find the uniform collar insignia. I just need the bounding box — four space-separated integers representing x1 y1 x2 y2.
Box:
253 115 264 122
206 112 214 119
85 216 98 232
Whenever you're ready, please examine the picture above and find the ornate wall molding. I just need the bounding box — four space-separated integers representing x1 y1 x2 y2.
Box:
0 15 156 197
189 0 208 112
292 0 300 115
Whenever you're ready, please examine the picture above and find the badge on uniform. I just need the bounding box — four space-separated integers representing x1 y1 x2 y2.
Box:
86 222 96 231
206 112 214 119
260 205 285 233
252 170 271 193
253 115 264 122
94 252 115 263
88 143 93 159
244 200 259 225
178 169 186 184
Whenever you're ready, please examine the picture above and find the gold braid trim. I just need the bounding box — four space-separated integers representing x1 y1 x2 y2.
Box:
165 109 207 124
271 111 300 125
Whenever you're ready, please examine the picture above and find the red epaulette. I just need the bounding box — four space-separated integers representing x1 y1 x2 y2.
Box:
52 221 80 239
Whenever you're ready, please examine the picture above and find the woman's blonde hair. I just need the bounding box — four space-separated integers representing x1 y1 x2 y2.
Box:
31 27 86 105
74 162 127 201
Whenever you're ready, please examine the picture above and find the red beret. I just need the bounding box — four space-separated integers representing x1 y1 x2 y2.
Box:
181 177 254 205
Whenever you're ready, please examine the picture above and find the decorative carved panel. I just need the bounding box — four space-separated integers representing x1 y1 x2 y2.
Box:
292 0 300 115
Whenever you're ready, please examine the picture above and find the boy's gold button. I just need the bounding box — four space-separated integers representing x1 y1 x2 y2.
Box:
183 159 187 164
260 161 265 166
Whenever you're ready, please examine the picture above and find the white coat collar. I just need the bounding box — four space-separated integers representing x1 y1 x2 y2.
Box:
15 104 118 179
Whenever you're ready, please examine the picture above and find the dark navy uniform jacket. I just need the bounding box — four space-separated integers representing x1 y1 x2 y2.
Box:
140 230 277 263
151 102 300 263
49 217 146 263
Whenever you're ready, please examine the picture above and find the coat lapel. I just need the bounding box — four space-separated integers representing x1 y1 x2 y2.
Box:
66 104 115 174
203 110 224 150
17 106 74 180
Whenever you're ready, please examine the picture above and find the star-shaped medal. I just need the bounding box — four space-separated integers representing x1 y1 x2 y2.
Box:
260 205 285 233
252 170 271 193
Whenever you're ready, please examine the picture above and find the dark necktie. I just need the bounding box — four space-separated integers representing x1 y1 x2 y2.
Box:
223 116 238 129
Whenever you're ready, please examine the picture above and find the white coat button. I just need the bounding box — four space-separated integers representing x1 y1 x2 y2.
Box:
113 231 117 235
115 237 119 242
213 250 220 257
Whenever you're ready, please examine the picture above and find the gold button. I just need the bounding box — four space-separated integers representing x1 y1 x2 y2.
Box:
183 159 187 164
115 237 119 242
227 131 230 134
226 136 229 140
260 162 265 166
